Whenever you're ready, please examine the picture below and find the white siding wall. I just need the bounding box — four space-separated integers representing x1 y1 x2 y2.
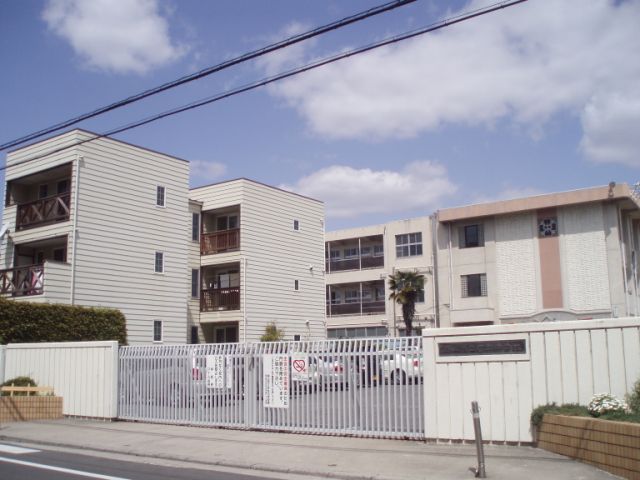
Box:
495 213 537 316
561 204 611 311
423 318 640 443
72 135 189 344
2 341 119 418
241 181 325 341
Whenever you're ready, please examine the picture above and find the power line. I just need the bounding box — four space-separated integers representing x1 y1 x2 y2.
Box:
1 0 528 172
0 0 416 152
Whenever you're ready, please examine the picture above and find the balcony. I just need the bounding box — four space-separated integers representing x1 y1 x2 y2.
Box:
325 234 384 273
200 287 240 311
201 228 239 255
326 300 386 316
0 264 44 297
16 192 71 231
326 255 384 272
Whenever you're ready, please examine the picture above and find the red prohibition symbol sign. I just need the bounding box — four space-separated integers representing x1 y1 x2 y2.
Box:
293 360 306 372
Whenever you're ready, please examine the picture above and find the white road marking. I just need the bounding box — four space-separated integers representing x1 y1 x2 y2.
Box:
0 444 40 454
0 456 132 479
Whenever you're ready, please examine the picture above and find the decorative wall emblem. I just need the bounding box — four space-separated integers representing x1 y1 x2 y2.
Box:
538 217 558 237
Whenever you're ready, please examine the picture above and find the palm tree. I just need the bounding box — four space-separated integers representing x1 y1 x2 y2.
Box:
388 271 425 337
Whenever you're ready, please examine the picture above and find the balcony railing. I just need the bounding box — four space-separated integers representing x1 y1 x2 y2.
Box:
201 229 240 255
326 255 384 272
200 286 240 312
326 300 385 316
0 264 44 297
16 193 71 231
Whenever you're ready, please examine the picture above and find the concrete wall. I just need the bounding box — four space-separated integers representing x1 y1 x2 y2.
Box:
2 341 119 418
423 317 640 444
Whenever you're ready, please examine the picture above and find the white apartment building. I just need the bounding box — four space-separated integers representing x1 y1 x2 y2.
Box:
189 179 326 343
435 183 640 327
325 217 435 338
1 131 326 344
0 130 189 343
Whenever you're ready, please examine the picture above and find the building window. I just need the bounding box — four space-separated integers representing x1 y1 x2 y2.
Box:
345 290 360 303
330 291 341 304
293 334 301 341
330 250 341 259
373 245 384 257
192 213 200 242
53 248 66 263
191 269 199 298
38 184 48 199
293 219 300 231
57 179 69 194
416 289 425 303
327 326 388 339
153 320 162 342
360 246 372 257
396 232 422 257
190 326 199 344
156 186 166 207
155 252 164 273
294 279 299 291
461 274 487 297
216 215 238 231
344 247 358 258
538 217 558 237
460 224 484 248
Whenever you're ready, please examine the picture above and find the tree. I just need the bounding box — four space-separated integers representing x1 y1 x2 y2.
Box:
260 322 285 342
388 271 425 337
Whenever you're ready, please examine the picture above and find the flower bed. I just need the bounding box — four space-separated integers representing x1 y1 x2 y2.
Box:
538 414 640 480
0 396 63 422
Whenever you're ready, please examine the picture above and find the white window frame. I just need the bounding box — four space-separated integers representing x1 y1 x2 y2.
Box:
156 185 166 207
461 273 487 298
153 320 163 343
154 251 164 273
395 232 423 258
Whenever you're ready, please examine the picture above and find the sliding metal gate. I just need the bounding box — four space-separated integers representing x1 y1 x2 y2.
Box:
118 337 424 439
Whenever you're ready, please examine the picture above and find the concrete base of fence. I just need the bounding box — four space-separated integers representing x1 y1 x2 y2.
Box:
0 396 63 423
537 414 640 480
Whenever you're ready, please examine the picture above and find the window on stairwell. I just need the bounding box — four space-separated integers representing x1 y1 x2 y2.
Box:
460 224 484 248
156 186 166 207
153 320 163 342
154 252 164 273
461 274 487 298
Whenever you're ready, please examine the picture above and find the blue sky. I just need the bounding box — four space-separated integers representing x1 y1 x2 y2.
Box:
1 0 639 230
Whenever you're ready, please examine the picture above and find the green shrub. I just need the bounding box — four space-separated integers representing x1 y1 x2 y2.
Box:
1 376 37 396
531 403 589 427
0 297 127 345
260 323 285 342
627 379 640 415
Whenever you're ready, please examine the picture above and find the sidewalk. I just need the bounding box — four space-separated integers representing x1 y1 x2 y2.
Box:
0 419 618 480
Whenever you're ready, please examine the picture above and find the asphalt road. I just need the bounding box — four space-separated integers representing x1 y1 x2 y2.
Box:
0 443 272 480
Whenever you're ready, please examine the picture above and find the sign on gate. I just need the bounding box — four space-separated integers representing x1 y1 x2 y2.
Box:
291 353 309 382
206 355 225 389
263 354 289 408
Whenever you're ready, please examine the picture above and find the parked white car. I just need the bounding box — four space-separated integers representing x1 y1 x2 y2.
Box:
380 350 423 385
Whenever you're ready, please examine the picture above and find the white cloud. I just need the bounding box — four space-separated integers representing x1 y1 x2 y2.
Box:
190 160 227 186
280 161 456 218
580 90 640 167
42 0 187 74
260 0 640 165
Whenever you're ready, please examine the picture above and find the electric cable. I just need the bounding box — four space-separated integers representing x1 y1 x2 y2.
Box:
0 0 416 152
0 0 528 172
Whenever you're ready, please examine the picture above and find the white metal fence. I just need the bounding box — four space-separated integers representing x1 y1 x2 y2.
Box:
118 337 424 439
2 340 119 418
423 317 640 444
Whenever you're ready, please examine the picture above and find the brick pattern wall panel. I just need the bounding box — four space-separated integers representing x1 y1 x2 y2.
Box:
561 204 611 311
495 213 537 316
